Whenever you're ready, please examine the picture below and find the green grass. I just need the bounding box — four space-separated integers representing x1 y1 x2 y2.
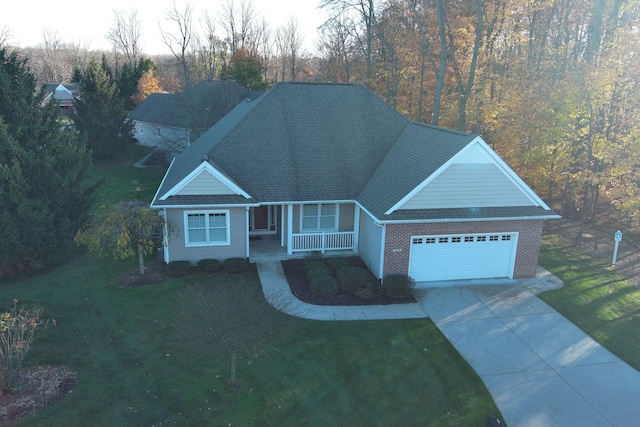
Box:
539 233 640 370
0 147 501 426
0 255 499 426
84 144 166 209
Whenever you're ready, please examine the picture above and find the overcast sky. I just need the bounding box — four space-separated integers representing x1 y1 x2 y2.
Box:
2 0 328 55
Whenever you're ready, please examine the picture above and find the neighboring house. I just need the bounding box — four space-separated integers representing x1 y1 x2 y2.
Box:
150 82 560 282
128 80 261 151
41 83 80 116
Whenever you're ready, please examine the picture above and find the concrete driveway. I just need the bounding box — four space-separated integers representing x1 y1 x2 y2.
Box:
414 278 640 427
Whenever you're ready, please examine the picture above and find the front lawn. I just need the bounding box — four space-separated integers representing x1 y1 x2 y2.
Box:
0 254 500 426
539 233 640 370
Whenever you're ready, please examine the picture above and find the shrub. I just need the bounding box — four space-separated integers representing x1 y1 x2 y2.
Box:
197 259 221 273
336 266 370 293
166 261 192 277
325 256 351 272
303 261 331 279
0 300 46 393
223 257 249 273
309 275 339 297
381 274 415 298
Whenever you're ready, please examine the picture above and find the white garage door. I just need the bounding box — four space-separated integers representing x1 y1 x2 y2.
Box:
409 233 517 282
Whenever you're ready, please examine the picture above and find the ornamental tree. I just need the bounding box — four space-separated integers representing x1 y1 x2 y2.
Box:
74 201 165 275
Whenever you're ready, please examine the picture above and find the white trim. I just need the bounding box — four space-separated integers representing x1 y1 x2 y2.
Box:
299 203 339 232
385 137 553 215
245 207 250 258
161 162 251 200
183 209 231 247
287 204 293 255
379 223 386 280
150 157 176 207
408 231 518 281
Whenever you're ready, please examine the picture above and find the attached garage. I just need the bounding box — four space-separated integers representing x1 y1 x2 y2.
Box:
408 233 518 281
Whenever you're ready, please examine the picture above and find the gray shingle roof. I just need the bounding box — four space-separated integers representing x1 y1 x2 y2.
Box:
152 82 557 222
128 80 259 130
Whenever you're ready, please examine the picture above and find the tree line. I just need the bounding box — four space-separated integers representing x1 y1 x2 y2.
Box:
1 0 638 277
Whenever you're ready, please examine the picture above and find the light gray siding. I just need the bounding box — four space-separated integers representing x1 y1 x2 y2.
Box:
132 121 189 150
401 163 533 210
358 211 384 279
177 171 236 196
165 207 247 263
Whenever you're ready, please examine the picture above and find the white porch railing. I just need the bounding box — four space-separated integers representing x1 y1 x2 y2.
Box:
291 231 355 253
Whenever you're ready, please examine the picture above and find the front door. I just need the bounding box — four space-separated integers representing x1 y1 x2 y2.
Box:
250 206 274 233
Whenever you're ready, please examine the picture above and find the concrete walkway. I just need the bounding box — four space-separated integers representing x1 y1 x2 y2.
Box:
256 261 640 426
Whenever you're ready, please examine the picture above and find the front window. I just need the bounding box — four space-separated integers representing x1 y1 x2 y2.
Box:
185 211 229 246
301 203 337 231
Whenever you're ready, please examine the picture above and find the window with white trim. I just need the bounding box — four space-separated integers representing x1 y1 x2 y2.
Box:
184 210 230 246
301 203 337 231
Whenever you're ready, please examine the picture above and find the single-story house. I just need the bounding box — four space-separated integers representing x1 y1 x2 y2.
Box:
128 80 262 151
150 82 560 282
41 82 80 116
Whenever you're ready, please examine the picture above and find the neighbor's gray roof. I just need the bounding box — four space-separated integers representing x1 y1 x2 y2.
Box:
128 80 260 130
152 82 557 221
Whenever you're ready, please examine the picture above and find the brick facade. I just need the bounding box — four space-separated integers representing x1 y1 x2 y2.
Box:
383 219 544 280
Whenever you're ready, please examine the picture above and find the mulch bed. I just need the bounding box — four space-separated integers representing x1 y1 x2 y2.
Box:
281 257 415 306
0 366 76 425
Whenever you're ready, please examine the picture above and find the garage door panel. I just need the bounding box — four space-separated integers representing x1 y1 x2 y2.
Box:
409 233 516 282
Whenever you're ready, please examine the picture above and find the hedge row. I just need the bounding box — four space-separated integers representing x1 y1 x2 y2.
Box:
165 257 249 276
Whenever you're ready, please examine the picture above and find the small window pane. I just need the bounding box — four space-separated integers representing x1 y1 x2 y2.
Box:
320 216 335 229
189 229 206 242
302 216 317 230
188 214 205 228
320 204 336 215
209 213 226 228
209 228 227 242
303 205 318 216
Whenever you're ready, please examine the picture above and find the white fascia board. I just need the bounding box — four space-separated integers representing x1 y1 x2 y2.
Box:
384 141 472 215
376 213 561 224
150 157 176 207
385 136 552 215
472 137 553 209
151 202 260 209
271 199 354 205
160 161 251 200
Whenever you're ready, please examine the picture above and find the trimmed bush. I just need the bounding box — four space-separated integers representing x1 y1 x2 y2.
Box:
223 257 249 273
166 261 192 277
325 256 351 272
381 274 415 298
336 266 370 293
309 275 339 297
197 259 221 273
303 261 331 278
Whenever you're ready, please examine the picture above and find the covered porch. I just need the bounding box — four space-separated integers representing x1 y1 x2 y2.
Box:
248 202 360 262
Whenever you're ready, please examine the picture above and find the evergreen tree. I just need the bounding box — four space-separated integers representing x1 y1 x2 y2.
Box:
227 49 269 91
0 48 93 277
117 58 156 111
73 60 132 162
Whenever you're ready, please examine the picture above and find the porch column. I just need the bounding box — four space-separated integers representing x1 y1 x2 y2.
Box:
287 204 293 255
353 205 360 251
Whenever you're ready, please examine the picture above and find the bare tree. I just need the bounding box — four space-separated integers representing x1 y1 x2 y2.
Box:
219 0 258 54
0 26 15 50
175 279 296 389
41 29 69 82
107 8 143 63
193 10 225 80
284 17 305 81
160 1 194 89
